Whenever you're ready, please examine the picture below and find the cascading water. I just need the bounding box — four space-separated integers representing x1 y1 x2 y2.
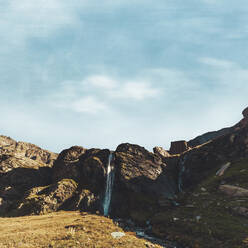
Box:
103 151 115 216
178 154 188 192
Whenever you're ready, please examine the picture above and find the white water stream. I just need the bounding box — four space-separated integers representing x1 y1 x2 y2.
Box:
103 152 115 216
178 154 187 192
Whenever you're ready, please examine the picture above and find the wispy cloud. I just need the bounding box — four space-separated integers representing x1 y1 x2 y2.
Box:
199 57 237 69
109 81 160 100
70 96 107 114
50 75 161 114
84 75 117 89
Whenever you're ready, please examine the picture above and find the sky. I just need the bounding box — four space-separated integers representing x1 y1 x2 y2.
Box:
0 0 248 153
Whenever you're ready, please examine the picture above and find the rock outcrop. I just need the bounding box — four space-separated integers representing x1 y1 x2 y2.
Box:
153 146 171 158
53 146 110 193
169 141 188 155
219 184 248 197
242 106 248 118
53 146 87 182
0 136 57 215
51 146 113 214
111 143 178 223
179 119 248 190
13 179 78 216
0 136 57 171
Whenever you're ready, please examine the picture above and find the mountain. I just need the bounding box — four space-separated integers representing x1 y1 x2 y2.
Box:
0 106 248 248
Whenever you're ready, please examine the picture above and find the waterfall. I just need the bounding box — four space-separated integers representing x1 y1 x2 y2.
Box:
178 154 187 192
103 151 115 216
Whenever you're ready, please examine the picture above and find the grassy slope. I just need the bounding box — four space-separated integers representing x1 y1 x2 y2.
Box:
151 158 248 248
0 211 163 248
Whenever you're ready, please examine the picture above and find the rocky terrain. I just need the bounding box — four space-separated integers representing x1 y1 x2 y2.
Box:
0 136 57 215
1 106 248 248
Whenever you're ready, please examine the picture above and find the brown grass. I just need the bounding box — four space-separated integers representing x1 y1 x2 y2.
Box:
0 211 161 248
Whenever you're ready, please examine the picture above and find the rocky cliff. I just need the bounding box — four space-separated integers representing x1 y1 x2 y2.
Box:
0 136 58 215
0 107 248 248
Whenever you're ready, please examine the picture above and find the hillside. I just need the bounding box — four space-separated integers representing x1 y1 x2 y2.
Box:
0 211 163 248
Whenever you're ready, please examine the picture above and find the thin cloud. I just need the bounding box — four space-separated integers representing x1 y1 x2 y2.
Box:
109 81 160 100
199 57 237 69
71 96 107 114
51 75 161 114
84 75 117 89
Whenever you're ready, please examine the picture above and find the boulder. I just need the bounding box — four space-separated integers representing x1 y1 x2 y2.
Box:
153 146 171 158
79 148 110 193
65 189 98 212
51 147 112 214
232 206 248 217
219 185 248 197
111 143 178 222
215 162 231 176
115 143 164 191
53 146 110 193
53 146 87 182
0 197 8 214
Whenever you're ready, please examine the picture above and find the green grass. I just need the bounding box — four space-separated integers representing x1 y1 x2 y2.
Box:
151 158 248 248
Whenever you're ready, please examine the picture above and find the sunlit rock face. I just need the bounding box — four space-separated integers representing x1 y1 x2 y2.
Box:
153 146 171 158
0 135 57 173
0 136 57 215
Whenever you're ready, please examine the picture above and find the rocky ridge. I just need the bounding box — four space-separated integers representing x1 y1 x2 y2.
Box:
0 136 57 215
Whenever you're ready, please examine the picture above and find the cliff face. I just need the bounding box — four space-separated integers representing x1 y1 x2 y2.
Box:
0 136 58 215
0 107 248 248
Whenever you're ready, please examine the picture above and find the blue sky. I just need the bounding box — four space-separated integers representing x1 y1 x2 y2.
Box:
0 0 248 152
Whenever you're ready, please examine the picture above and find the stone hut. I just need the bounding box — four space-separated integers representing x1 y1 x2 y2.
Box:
169 140 188 155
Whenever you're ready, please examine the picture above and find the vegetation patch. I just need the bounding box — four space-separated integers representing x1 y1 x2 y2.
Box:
0 211 163 248
151 158 248 248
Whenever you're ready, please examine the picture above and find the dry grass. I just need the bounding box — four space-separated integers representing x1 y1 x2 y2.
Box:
0 211 161 248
